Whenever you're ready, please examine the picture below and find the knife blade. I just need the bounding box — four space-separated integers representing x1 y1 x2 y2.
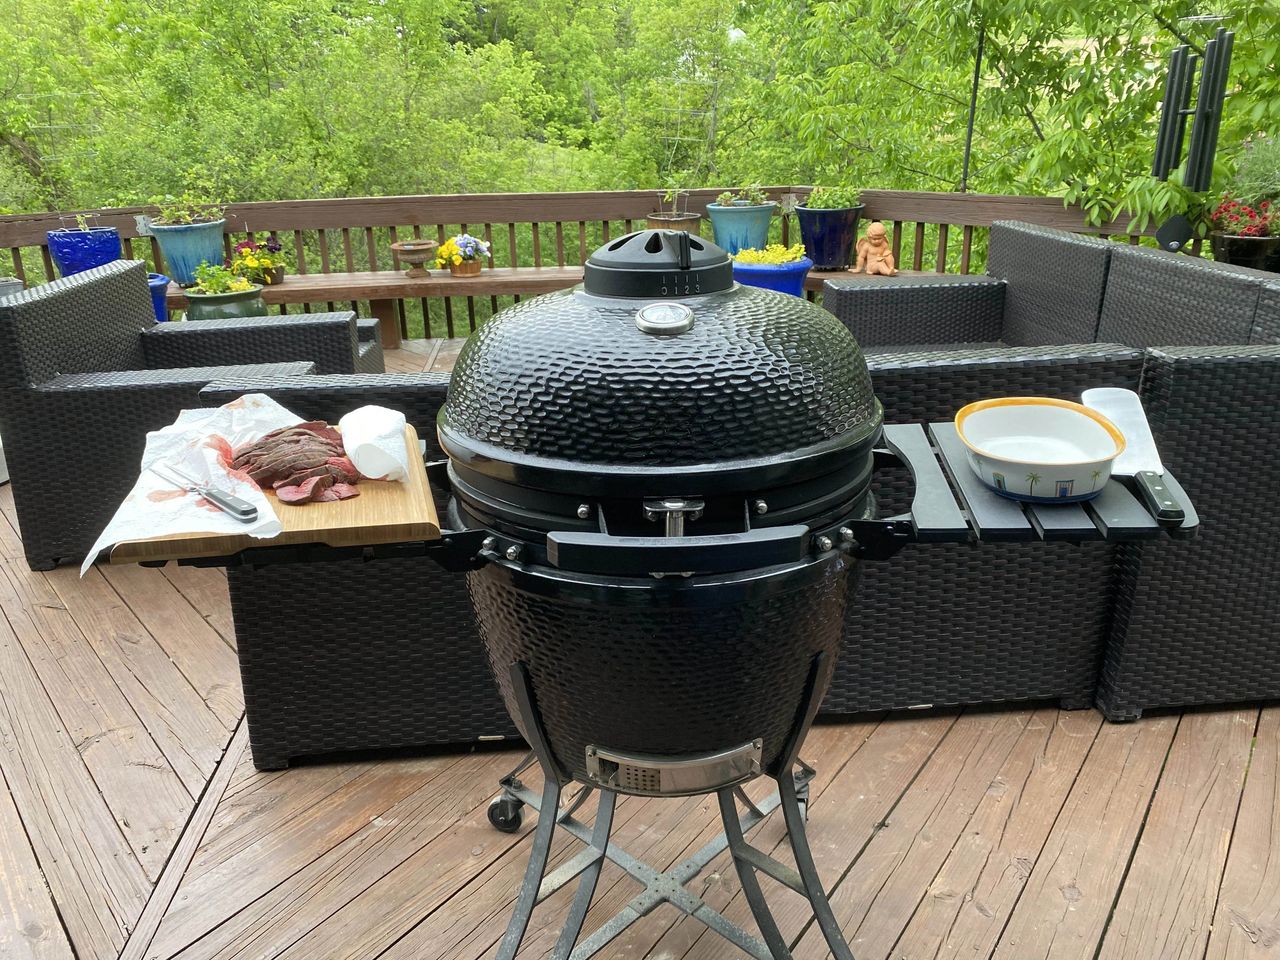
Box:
1081 387 1185 526
149 462 259 523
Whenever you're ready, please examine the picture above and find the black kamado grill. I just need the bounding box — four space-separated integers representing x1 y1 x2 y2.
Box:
425 229 1198 960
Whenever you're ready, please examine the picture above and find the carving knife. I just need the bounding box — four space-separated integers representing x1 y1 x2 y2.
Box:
1081 387 1185 526
149 461 259 523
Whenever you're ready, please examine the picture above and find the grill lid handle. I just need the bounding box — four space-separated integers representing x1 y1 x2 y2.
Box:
545 526 811 577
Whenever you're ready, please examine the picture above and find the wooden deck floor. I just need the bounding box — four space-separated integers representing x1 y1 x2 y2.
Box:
1 341 1278 960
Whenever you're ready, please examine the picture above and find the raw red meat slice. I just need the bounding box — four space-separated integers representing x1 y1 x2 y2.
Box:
315 482 360 503
275 474 333 504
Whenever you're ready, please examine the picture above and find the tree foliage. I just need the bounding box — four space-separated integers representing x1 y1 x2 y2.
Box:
0 0 1276 222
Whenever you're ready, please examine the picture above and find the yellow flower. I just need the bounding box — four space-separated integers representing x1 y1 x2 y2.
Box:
451 254 462 265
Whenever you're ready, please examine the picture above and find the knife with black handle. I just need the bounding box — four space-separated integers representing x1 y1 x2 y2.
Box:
149 462 259 523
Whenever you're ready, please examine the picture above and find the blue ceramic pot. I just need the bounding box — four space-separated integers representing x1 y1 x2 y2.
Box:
706 202 775 256
150 219 226 286
46 227 122 277
732 257 813 297
148 273 171 323
796 204 864 270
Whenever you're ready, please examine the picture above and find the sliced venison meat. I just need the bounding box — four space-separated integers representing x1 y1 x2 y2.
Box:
275 474 333 504
325 456 360 484
315 482 360 502
272 465 333 489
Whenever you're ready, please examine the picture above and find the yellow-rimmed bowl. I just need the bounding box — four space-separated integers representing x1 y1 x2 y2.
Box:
955 397 1126 503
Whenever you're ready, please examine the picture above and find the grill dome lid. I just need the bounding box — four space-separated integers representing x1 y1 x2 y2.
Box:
439 231 882 495
583 229 733 298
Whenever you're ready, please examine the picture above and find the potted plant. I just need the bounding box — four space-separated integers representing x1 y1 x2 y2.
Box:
183 262 267 321
796 186 865 271
706 186 776 255
46 213 123 277
436 233 491 277
229 238 288 285
1209 137 1280 272
147 194 227 287
647 188 702 235
731 243 813 297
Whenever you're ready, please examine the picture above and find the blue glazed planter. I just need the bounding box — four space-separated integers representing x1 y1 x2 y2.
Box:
732 257 813 298
706 202 775 256
46 227 122 277
796 204 864 270
150 219 226 286
148 273 171 323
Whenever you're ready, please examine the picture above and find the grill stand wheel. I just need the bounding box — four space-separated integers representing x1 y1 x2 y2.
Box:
491 658 855 960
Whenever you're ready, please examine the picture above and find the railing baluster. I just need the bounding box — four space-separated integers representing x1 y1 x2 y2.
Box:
365 227 378 270
412 224 429 338
960 225 973 274
123 237 134 259
484 223 498 317
624 219 633 233
781 213 790 247
1190 236 1203 257
507 223 518 268
150 237 164 274
935 222 949 273
1128 234 1141 245
9 248 26 283
318 228 336 311
554 222 564 266
578 221 587 264
532 222 542 267
601 220 610 243
435 224 454 336
912 223 925 271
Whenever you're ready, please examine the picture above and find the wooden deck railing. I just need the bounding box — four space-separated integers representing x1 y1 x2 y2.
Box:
0 187 1171 339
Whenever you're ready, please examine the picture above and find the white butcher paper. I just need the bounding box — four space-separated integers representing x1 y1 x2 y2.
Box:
81 394 305 575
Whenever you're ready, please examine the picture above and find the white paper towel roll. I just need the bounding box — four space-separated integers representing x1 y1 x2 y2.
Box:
339 405 410 481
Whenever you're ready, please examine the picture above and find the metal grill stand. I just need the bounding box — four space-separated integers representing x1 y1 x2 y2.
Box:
489 660 855 960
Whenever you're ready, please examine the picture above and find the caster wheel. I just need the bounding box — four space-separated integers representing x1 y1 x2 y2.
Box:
488 796 524 833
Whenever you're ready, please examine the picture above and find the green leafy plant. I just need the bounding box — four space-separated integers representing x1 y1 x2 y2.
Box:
715 185 771 206
803 186 862 209
189 261 255 294
733 242 807 264
149 193 224 226
1228 135 1280 205
656 188 691 217
56 213 100 232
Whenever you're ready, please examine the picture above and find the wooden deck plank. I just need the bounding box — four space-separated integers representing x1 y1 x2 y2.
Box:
0 767 75 960
892 708 1103 959
152 755 466 959
1098 707 1256 960
1206 705 1280 960
0 485 25 560
118 722 247 960
652 712 959 960
162 751 514 960
158 565 236 649
430 338 466 373
991 714 1180 960
793 709 1034 959
0 597 151 960
97 564 243 730
40 566 231 794
0 560 193 879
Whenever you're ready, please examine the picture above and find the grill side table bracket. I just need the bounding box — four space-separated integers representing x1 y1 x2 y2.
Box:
492 657 855 960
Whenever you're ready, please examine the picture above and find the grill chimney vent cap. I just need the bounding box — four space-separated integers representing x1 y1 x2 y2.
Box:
583 229 733 298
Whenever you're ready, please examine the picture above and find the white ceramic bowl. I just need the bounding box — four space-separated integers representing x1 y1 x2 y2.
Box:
955 398 1125 503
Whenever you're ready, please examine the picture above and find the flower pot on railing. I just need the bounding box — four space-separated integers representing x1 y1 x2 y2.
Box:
147 273 171 323
150 219 227 286
449 259 483 277
46 227 122 277
706 202 776 256
184 285 267 321
732 257 813 298
796 203 865 271
1209 232 1280 273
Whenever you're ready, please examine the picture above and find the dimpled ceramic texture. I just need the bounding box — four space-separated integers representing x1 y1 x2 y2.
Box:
442 283 878 466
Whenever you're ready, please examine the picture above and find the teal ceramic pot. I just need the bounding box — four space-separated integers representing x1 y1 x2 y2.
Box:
184 285 267 321
731 257 813 297
706 202 776 256
150 219 227 286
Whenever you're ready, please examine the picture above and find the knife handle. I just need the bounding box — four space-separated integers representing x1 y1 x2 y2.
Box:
200 487 259 523
1135 470 1184 527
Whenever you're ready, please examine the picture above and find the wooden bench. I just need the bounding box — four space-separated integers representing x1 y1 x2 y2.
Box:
167 266 587 349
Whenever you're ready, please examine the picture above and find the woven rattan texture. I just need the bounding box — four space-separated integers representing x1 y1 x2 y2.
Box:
356 338 384 374
823 275 1005 348
444 284 877 465
144 312 362 375
1096 346 1280 719
0 260 153 388
3 360 313 569
199 373 516 767
470 559 851 782
986 221 1112 347
1252 281 1280 344
821 344 1145 714
228 554 515 769
1098 245 1265 348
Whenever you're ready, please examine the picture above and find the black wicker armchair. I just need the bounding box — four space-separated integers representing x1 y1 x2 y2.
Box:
0 260 357 569
198 373 517 769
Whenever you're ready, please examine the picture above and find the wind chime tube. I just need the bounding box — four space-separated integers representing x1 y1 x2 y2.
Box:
1153 45 1185 178
1197 29 1234 192
1185 31 1223 192
1171 51 1197 179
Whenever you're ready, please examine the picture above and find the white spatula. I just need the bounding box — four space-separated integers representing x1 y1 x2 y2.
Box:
1081 387 1185 525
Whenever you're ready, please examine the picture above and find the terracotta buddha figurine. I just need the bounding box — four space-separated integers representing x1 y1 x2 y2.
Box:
854 221 898 275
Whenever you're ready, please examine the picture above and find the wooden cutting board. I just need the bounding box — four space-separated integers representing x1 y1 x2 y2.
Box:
110 425 440 565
